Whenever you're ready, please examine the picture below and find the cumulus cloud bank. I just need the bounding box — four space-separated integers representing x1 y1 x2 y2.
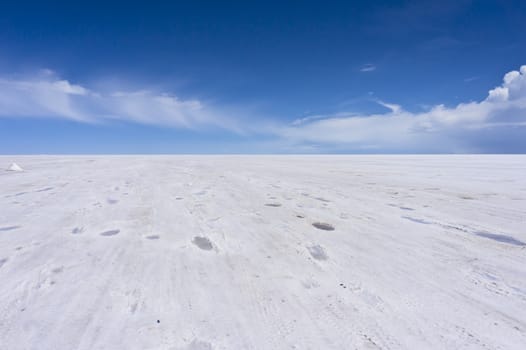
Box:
1 66 525 152
0 71 241 131
281 65 526 152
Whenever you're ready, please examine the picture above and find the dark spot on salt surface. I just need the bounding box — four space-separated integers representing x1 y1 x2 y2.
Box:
265 203 282 207
146 235 160 240
296 214 305 219
459 195 475 200
15 192 27 196
192 236 213 250
0 258 8 268
100 229 120 237
107 198 119 204
0 225 21 231
312 222 335 231
71 227 84 234
175 197 184 200
475 232 526 246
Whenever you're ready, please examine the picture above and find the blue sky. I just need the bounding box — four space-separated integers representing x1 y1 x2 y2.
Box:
0 0 525 153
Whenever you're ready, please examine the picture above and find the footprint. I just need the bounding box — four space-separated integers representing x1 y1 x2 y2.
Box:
100 229 120 237
192 236 214 251
302 278 320 289
312 222 335 231
71 227 84 234
0 225 21 232
307 245 328 260
146 235 160 240
265 203 282 207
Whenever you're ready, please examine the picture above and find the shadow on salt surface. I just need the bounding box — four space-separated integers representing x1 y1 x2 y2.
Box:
145 235 160 240
401 216 432 225
35 187 53 192
475 232 526 246
0 225 21 231
388 204 415 211
399 206 415 211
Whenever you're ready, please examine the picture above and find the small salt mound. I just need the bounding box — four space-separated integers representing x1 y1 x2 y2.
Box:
7 163 23 172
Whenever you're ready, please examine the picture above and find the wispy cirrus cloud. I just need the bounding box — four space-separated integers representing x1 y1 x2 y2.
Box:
1 66 526 153
360 64 376 72
464 76 479 83
278 65 526 152
0 70 243 132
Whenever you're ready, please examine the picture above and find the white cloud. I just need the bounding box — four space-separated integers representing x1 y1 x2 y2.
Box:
0 72 242 131
1 65 525 153
377 100 402 113
278 65 526 152
464 76 479 82
360 64 376 72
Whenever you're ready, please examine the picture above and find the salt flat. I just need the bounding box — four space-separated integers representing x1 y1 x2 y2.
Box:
0 155 525 350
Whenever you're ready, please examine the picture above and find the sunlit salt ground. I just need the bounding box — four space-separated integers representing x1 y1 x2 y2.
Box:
0 155 525 350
